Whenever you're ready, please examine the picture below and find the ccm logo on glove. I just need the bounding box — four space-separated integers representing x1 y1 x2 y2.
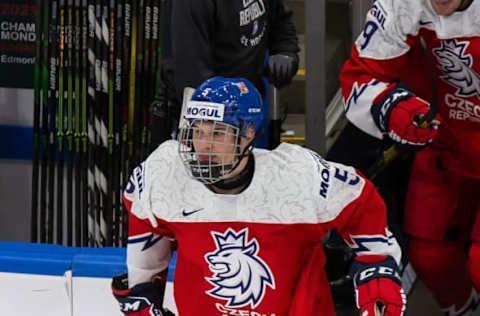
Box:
118 298 150 313
358 266 401 282
350 256 406 316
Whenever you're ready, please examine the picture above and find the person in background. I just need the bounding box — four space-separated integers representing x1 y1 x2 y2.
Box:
340 0 480 314
155 0 300 149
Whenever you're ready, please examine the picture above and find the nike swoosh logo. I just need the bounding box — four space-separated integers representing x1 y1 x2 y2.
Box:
419 20 433 26
182 208 204 216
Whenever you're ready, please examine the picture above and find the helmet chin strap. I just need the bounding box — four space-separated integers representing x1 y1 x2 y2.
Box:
213 153 255 191
458 0 473 11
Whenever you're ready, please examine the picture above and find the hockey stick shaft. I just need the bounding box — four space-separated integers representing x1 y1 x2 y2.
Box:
94 0 103 246
105 0 115 246
112 0 124 246
87 0 98 246
97 0 109 246
74 0 82 246
31 0 43 243
66 0 74 246
47 0 58 244
139 0 151 159
39 0 49 243
120 0 132 245
57 0 66 245
127 0 137 162
81 0 89 246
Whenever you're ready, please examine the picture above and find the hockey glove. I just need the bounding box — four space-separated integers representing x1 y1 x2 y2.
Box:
350 255 406 316
268 53 299 88
371 83 440 150
112 273 174 316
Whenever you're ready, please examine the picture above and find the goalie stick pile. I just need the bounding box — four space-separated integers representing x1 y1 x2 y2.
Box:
31 0 167 247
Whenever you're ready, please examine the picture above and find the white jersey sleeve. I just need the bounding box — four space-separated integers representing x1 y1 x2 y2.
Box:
277 144 367 223
123 141 180 287
123 140 181 227
355 0 422 60
289 145 401 264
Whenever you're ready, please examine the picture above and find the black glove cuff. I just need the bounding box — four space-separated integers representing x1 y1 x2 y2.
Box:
349 256 402 287
112 273 166 314
370 83 414 133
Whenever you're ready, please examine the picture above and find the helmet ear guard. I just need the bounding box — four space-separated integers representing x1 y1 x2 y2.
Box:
177 77 264 184
239 123 260 155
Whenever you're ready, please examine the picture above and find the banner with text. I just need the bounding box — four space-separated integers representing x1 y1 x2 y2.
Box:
0 0 35 89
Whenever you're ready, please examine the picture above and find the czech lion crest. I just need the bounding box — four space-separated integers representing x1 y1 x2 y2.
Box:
433 39 480 98
204 228 275 308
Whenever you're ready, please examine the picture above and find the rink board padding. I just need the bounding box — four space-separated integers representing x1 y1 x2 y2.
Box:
72 247 127 278
0 241 126 276
0 125 33 160
0 242 126 316
0 241 177 279
0 242 75 275
0 241 177 316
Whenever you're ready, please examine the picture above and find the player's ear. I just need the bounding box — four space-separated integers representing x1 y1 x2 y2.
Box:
243 124 256 142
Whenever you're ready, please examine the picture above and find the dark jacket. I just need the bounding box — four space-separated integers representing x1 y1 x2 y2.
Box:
170 0 299 99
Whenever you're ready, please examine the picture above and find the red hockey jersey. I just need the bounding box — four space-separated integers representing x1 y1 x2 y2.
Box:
123 140 401 316
341 0 480 178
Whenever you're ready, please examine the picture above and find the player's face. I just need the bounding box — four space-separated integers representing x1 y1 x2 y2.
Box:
191 121 238 165
430 0 462 15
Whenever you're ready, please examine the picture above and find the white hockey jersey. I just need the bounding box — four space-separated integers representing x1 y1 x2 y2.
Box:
123 140 401 316
341 0 480 178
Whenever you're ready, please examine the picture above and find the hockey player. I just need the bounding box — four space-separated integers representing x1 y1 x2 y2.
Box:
340 0 480 315
111 77 406 316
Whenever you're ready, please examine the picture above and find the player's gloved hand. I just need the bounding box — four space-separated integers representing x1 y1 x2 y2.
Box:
371 83 440 150
112 273 175 316
350 255 406 316
268 53 299 88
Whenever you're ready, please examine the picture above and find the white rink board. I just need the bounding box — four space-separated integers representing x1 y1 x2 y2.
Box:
0 272 71 316
0 272 175 316
73 277 176 316
0 242 177 316
73 276 122 316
